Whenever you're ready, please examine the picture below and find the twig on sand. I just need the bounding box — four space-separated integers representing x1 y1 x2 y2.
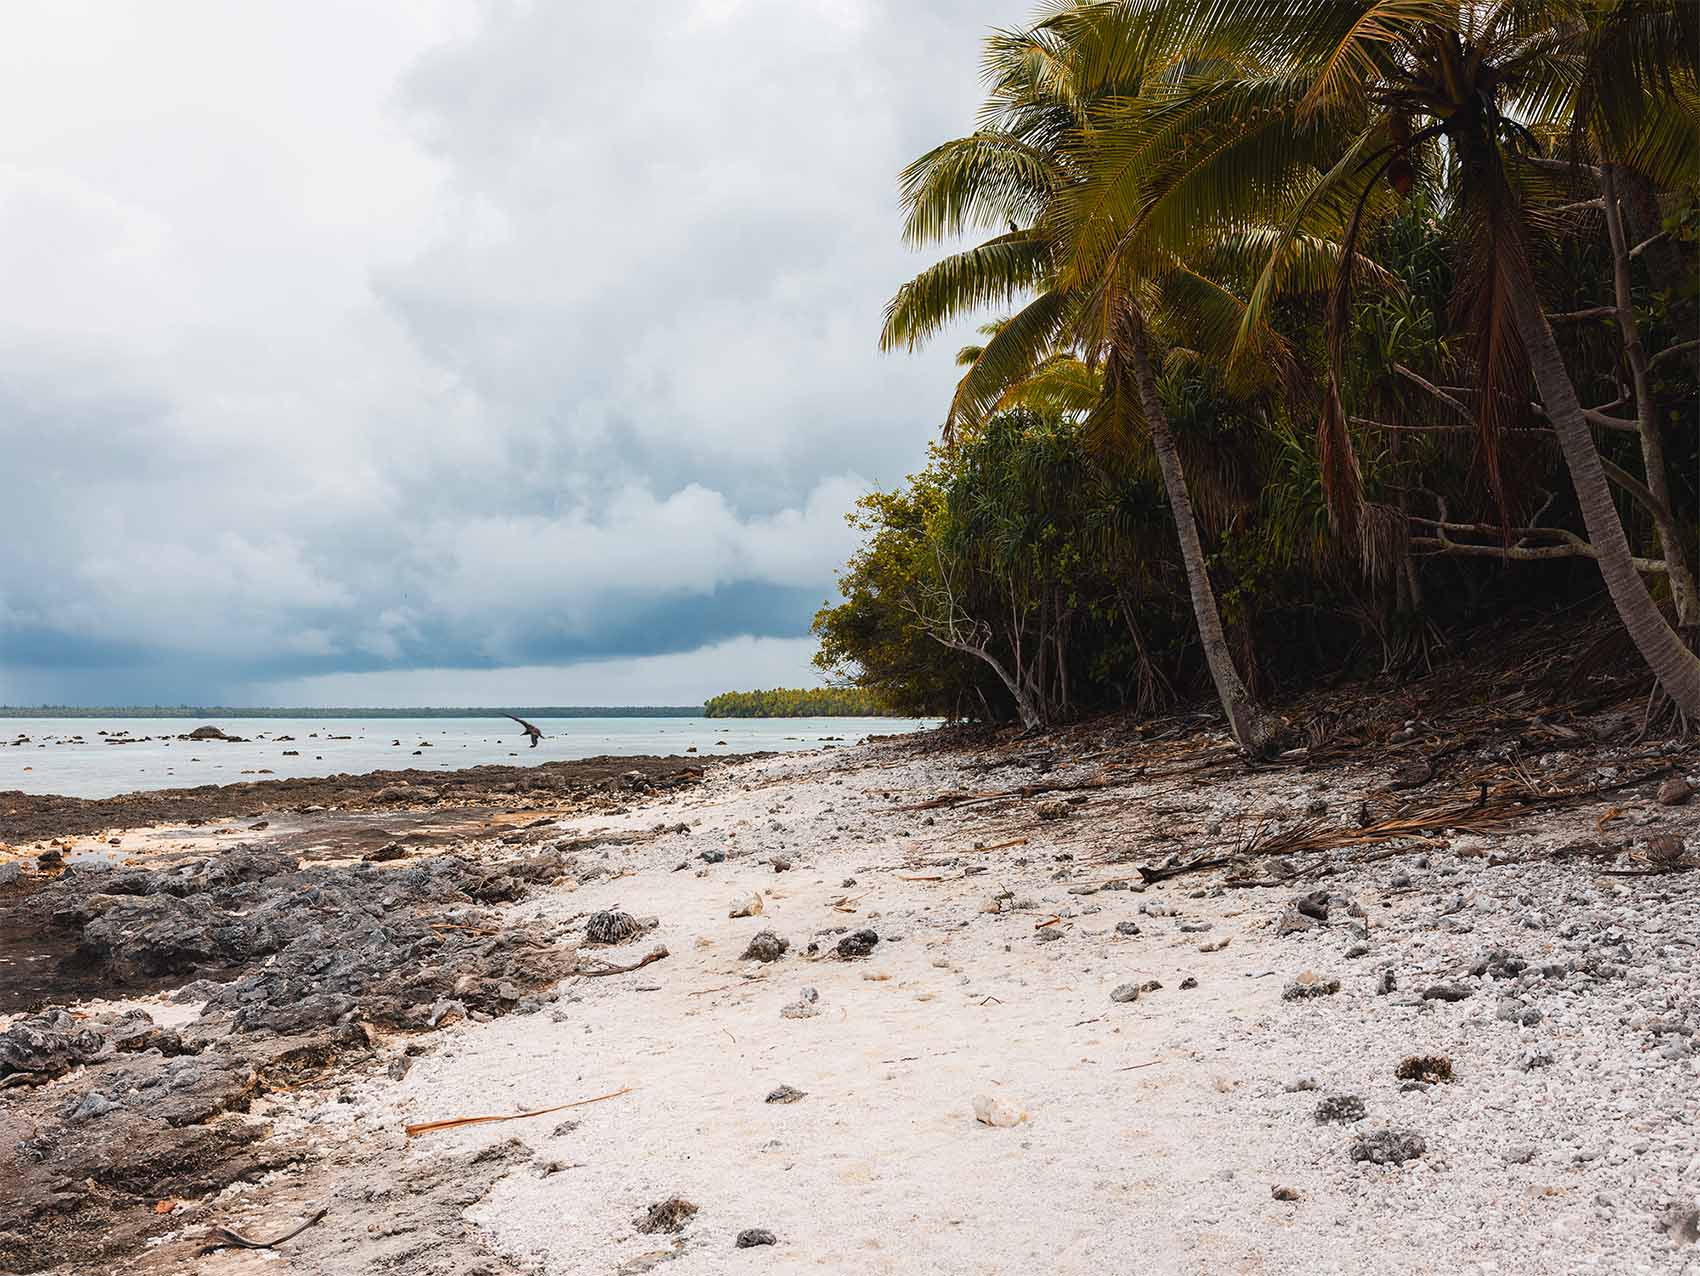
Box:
576 946 669 978
405 1085 635 1138
1116 1059 1161 1072
198 1208 328 1255
897 874 945 881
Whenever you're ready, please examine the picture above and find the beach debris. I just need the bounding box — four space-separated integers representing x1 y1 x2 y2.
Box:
780 988 820 1019
730 893 764 919
404 1085 634 1138
578 946 669 978
972 1094 1027 1128
585 911 643 946
1420 982 1472 1002
1314 1094 1366 1123
635 1197 698 1235
765 1084 806 1104
1349 1129 1427 1165
736 1229 778 1248
197 1207 328 1255
835 929 879 959
1110 983 1141 1003
1656 777 1693 806
1281 971 1340 1001
1394 1054 1453 1084
741 931 789 962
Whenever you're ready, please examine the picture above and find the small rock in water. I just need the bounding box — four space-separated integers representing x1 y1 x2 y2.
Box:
1349 1129 1426 1165
765 1085 806 1104
736 1229 777 1249
635 1197 698 1234
972 1094 1027 1127
741 930 790 963
1315 1094 1366 1123
835 929 879 959
1282 971 1341 1001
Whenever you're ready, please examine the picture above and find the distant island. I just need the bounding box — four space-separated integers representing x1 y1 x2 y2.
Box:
0 706 704 719
702 687 892 718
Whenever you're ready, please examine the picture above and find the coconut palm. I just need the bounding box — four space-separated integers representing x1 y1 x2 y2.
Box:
1108 0 1700 717
880 12 1361 751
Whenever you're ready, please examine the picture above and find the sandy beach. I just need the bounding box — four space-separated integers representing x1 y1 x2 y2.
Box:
3 716 1697 1276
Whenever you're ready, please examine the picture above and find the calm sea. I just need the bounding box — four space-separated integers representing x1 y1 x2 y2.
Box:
0 716 931 800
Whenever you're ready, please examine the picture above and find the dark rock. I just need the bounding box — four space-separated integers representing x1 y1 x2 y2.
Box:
585 911 642 946
1114 921 1141 937
835 930 879 959
736 1228 777 1248
700 849 726 864
741 931 790 963
1281 972 1340 1001
1314 1094 1366 1123
1349 1129 1426 1165
1394 1054 1453 1083
1295 891 1330 921
635 1197 698 1234
770 856 792 872
1421 983 1473 1002
1276 907 1317 936
1656 777 1693 806
765 1085 805 1104
1470 949 1527 980
1179 976 1198 990
186 725 232 740
363 843 408 863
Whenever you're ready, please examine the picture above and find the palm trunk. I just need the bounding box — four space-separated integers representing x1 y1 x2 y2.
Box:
1122 309 1272 753
1503 250 1700 718
1600 163 1698 628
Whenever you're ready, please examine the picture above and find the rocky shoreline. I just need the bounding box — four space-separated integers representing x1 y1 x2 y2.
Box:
1 723 1696 1274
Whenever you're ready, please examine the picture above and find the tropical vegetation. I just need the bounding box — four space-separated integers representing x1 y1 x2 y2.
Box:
814 0 1698 740
701 687 894 718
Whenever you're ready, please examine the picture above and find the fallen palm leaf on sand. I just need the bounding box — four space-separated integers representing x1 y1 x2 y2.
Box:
405 1085 635 1138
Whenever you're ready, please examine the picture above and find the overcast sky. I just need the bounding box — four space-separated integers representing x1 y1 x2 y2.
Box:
0 0 1018 707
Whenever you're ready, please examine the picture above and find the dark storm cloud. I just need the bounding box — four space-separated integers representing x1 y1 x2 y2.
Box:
0 0 1016 705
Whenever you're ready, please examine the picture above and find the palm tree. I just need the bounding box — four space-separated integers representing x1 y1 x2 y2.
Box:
881 13 1324 752
1120 0 1700 717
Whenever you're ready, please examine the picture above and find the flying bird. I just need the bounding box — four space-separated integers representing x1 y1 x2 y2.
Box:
505 714 543 748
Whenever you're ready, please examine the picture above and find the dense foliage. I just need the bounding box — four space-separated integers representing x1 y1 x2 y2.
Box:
815 1 1699 732
701 688 893 718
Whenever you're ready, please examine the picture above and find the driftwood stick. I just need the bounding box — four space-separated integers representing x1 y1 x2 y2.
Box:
199 1207 329 1255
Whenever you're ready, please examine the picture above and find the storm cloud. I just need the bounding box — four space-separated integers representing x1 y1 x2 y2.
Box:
0 0 1010 705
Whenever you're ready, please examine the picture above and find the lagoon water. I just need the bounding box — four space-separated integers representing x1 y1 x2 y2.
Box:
0 716 931 800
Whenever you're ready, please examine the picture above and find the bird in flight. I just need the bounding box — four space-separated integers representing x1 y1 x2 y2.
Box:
505 714 543 748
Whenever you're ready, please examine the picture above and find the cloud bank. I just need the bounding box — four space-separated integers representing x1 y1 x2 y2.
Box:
1 0 1005 705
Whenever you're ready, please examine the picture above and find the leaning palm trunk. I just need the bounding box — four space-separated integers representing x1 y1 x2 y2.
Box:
1502 252 1700 720
1121 309 1272 754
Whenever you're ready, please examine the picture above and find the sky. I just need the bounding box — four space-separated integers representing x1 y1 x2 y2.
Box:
0 0 1020 707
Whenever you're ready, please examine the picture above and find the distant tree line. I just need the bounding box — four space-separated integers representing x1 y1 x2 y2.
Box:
701 687 893 718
